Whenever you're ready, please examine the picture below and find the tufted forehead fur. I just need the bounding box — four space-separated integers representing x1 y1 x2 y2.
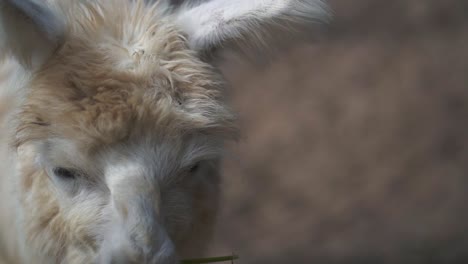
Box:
15 0 237 151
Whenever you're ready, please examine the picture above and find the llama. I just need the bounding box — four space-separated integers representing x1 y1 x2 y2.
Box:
0 0 329 263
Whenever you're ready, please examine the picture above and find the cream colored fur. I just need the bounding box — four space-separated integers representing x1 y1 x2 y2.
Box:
0 0 329 263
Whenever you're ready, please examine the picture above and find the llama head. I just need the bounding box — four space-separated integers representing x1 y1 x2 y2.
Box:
0 0 329 263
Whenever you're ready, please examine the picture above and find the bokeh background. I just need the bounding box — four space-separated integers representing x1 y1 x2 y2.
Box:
198 0 468 263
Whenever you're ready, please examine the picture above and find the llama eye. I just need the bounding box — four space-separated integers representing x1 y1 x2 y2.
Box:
53 167 79 180
189 163 201 173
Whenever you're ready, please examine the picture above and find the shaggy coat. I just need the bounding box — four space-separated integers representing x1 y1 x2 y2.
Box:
0 0 329 263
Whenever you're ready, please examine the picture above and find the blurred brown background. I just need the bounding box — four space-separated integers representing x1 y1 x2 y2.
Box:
198 0 468 263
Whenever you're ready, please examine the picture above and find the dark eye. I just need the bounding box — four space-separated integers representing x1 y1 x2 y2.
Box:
189 162 201 173
53 167 79 180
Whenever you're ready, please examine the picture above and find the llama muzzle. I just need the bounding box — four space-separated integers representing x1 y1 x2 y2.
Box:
98 182 177 264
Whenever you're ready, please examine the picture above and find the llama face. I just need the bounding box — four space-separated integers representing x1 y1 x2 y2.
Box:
0 0 328 263
29 133 224 263
14 14 233 262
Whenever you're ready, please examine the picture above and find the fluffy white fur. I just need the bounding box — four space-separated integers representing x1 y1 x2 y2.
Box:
0 0 330 263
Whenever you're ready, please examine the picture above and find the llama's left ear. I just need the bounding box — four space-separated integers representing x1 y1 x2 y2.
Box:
175 0 330 54
0 0 65 69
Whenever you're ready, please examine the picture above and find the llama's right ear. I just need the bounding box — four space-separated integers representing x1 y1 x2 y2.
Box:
0 0 64 69
174 0 330 57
